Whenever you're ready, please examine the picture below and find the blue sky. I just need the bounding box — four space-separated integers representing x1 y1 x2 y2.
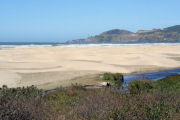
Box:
0 0 180 42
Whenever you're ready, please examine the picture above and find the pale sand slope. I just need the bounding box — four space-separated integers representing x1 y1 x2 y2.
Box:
0 45 180 89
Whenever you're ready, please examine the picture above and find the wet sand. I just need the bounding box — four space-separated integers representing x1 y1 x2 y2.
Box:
0 44 180 89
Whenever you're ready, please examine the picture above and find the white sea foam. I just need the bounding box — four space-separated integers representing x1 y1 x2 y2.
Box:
57 43 180 47
0 43 180 49
0 44 54 49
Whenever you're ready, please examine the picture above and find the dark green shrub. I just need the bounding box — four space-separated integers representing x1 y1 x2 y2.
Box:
157 75 180 85
102 73 124 86
0 85 43 99
156 75 180 91
128 80 155 94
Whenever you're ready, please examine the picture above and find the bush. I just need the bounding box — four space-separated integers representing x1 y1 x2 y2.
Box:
0 85 43 99
68 88 180 120
158 75 180 85
156 75 180 91
0 97 49 120
128 80 155 94
102 73 124 86
0 85 52 120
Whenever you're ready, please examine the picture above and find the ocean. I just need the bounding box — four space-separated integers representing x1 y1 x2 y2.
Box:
0 42 180 49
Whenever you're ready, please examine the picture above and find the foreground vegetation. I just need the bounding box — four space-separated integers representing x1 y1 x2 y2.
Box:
0 75 180 120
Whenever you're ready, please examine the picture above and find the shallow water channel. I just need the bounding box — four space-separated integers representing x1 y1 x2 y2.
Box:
44 68 180 95
124 68 180 82
85 68 180 89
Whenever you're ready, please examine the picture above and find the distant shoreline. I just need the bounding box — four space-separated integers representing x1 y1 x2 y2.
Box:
1 42 180 50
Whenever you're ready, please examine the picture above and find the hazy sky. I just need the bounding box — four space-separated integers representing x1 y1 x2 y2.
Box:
0 0 180 42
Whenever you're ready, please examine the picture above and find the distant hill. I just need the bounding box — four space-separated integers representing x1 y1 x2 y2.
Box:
66 25 180 44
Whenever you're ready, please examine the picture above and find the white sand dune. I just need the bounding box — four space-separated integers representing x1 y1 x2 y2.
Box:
0 44 180 89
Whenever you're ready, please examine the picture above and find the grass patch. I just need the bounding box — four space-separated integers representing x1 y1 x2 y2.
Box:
102 72 124 86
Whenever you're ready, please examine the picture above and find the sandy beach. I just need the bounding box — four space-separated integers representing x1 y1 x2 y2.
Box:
0 44 180 89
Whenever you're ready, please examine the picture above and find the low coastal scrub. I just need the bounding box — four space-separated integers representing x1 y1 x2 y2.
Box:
0 75 180 120
156 75 180 91
128 75 180 94
0 85 42 98
0 85 51 120
128 80 155 94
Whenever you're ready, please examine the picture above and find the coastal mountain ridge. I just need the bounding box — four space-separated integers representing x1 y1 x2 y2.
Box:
66 25 180 44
